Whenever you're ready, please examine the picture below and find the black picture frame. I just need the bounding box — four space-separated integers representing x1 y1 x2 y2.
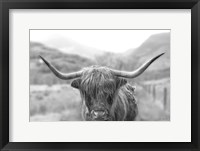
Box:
0 0 199 151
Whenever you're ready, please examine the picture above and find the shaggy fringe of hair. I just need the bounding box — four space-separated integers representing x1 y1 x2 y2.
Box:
80 66 117 100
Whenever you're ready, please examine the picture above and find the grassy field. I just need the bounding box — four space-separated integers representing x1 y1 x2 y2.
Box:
30 80 170 121
30 85 82 121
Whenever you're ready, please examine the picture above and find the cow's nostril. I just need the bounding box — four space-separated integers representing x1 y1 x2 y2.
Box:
98 111 105 116
93 111 98 117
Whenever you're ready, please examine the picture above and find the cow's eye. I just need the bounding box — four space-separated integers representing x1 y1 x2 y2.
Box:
107 96 113 105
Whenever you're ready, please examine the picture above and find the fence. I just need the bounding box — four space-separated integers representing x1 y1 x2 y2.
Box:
141 80 170 112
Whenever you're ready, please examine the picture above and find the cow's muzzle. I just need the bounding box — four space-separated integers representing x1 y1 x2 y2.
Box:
91 110 108 121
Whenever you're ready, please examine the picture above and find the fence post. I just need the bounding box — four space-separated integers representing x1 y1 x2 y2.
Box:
163 87 167 110
152 85 156 101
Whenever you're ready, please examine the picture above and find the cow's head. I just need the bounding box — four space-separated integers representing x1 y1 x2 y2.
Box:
40 53 164 121
71 66 128 121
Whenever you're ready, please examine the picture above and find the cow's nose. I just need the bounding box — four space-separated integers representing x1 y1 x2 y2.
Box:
91 110 106 119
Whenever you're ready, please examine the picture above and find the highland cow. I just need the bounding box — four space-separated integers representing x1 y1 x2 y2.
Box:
40 53 164 121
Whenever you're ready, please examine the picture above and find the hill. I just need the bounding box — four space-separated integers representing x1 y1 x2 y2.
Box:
30 42 96 85
124 32 170 70
96 32 170 81
37 36 105 59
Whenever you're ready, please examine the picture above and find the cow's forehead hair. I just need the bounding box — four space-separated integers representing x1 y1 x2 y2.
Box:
82 65 113 78
80 66 117 99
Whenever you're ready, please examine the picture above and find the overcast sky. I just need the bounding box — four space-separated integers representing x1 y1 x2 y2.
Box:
30 30 170 53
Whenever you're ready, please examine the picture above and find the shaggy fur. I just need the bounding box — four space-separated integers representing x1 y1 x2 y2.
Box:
71 66 138 121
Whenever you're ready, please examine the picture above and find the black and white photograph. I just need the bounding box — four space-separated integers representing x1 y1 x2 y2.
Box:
29 30 170 121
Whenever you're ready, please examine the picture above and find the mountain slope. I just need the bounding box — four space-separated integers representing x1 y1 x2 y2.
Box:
30 42 96 85
95 32 170 81
38 36 105 59
124 32 170 71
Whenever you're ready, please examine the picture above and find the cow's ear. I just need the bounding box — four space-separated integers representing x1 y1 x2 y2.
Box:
116 77 127 89
71 78 81 89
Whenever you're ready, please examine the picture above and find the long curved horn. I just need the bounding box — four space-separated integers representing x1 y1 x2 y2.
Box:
111 53 165 78
39 56 82 80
